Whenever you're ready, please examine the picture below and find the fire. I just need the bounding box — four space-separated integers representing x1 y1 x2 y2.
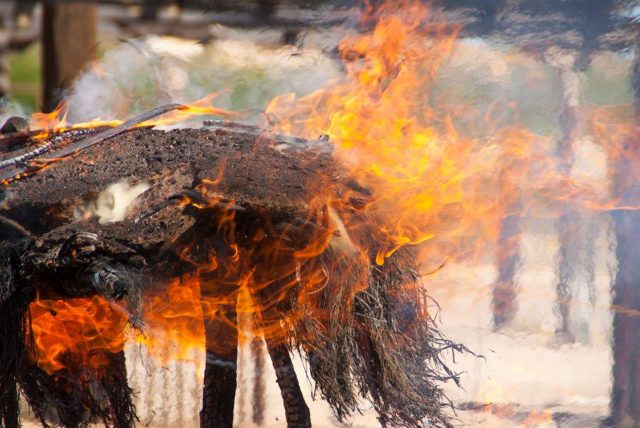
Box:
158 176 341 350
265 1 541 269
27 92 237 140
29 295 128 372
25 0 525 374
29 278 208 373
24 5 630 426
475 403 554 427
145 92 239 126
134 277 206 362
521 410 554 427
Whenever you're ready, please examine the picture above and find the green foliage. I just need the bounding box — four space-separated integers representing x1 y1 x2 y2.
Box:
8 43 41 112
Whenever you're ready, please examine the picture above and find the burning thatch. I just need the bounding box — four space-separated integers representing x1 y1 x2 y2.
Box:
0 118 466 427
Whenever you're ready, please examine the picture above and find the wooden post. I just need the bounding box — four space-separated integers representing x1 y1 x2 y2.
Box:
492 194 522 329
611 29 640 427
265 339 311 428
545 48 581 342
42 0 98 112
200 275 239 428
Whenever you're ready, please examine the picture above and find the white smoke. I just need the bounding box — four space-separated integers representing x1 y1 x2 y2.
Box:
63 35 341 125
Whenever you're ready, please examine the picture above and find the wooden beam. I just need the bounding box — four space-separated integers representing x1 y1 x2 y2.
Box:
42 0 98 112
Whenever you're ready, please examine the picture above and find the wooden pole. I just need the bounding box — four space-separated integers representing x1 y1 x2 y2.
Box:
611 29 640 427
200 293 238 428
42 0 98 112
492 193 521 329
265 339 311 428
545 48 581 343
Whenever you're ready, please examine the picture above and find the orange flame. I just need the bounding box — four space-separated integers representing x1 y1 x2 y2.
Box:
134 277 206 362
265 1 536 267
28 92 237 141
476 403 554 427
521 410 554 427
27 0 519 374
29 295 128 372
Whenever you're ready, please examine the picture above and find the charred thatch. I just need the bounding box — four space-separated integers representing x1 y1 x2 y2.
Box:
287 226 466 428
0 228 143 428
19 352 136 428
0 122 466 427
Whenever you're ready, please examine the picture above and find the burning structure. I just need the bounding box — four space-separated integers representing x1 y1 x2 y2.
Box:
0 100 474 428
0 3 472 424
0 0 639 427
0 117 465 427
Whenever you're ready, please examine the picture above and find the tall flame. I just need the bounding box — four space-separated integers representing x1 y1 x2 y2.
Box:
27 0 527 374
265 1 538 267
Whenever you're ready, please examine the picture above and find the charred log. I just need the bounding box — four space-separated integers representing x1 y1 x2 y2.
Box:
251 338 266 425
266 340 311 428
200 308 238 428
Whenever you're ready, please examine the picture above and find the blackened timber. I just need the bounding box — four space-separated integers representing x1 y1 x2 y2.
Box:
200 292 238 428
251 338 266 425
266 340 311 428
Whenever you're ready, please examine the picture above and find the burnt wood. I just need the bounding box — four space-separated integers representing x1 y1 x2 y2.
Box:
266 339 311 428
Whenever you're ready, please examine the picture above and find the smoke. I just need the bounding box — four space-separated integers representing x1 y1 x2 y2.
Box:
0 97 27 126
63 36 342 125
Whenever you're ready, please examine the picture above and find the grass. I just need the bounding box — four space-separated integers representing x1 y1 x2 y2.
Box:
8 43 41 112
